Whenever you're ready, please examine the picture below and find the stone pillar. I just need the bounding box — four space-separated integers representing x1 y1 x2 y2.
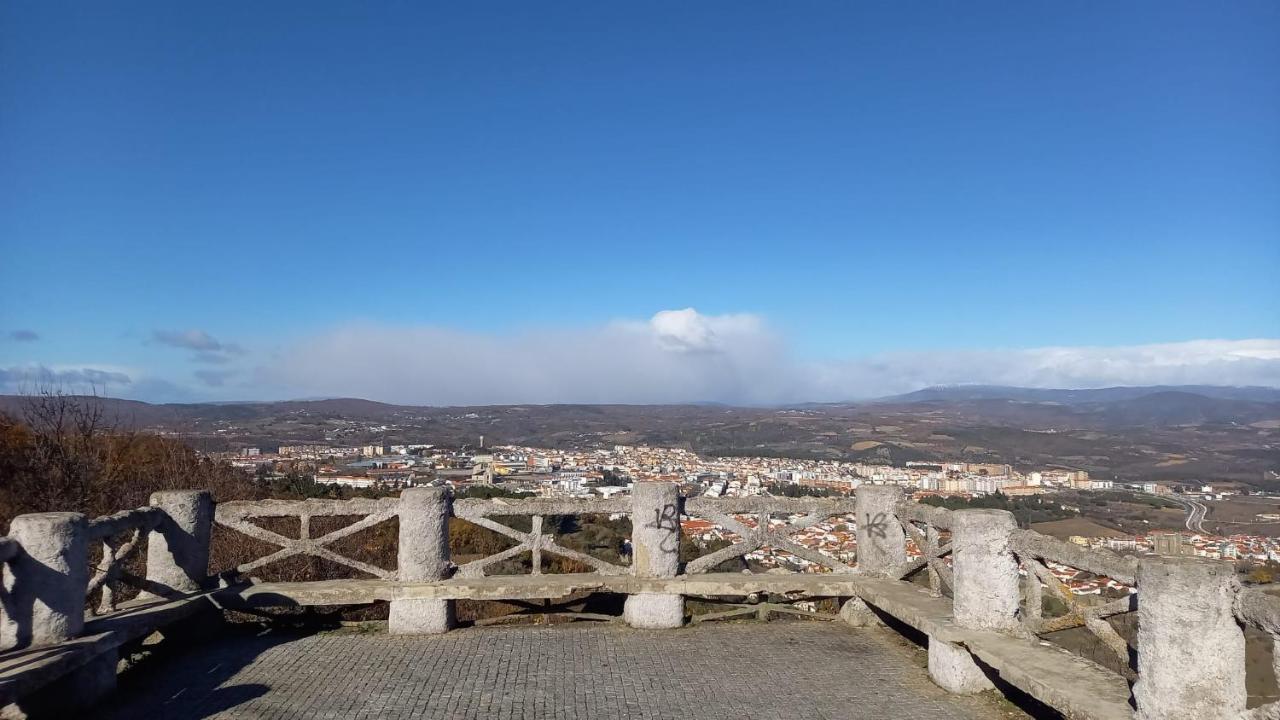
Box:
1133 557 1245 720
855 485 906 576
389 487 454 634
951 509 1020 631
928 508 1017 695
144 490 213 597
0 512 88 651
624 482 683 629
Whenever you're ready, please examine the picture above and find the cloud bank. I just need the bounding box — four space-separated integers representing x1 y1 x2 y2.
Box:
4 311 1276 404
253 309 1280 405
0 364 133 390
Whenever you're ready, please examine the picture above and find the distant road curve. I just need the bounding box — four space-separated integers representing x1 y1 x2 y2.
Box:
1163 495 1209 533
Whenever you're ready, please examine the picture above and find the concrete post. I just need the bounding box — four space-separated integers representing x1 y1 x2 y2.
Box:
855 485 906 576
389 487 454 634
0 512 88 651
144 490 213 596
951 509 1020 631
1133 557 1245 720
841 485 906 627
624 482 683 629
928 508 1018 695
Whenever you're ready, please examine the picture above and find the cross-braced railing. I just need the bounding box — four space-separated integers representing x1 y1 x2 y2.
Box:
215 498 400 580
682 496 859 574
86 506 164 614
1010 529 1138 677
451 497 630 578
679 496 857 623
894 503 954 597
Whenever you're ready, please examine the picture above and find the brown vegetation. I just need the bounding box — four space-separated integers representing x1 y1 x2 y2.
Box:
0 392 631 623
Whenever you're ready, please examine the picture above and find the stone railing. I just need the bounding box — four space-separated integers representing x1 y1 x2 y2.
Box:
85 505 165 614
1 492 213 650
1010 527 1138 674
1235 587 1280 720
894 500 954 595
0 483 1269 720
215 497 401 580
683 495 859 574
452 496 631 578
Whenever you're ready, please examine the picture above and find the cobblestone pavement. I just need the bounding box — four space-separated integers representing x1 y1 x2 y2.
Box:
99 621 1007 719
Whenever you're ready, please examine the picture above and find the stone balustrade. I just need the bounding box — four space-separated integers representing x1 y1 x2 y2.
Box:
1 484 1276 720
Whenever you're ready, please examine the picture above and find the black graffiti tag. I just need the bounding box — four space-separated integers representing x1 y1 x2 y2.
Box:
862 511 888 540
646 502 681 554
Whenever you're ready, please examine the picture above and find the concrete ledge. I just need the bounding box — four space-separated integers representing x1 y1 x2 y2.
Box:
853 577 1134 720
0 590 226 708
224 572 868 607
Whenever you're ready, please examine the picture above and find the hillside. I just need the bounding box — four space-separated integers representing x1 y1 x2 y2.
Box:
1 385 1277 487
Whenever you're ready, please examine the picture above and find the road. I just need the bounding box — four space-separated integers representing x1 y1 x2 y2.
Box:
1165 495 1210 533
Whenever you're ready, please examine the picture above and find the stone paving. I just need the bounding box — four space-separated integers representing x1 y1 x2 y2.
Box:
98 621 1008 719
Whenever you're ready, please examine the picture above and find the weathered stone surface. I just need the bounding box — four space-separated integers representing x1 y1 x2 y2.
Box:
227 572 870 606
1133 556 1245 720
145 491 213 596
0 513 88 651
853 576 1133 720
3 647 119 719
898 501 955 531
388 597 454 636
1235 586 1280 635
1010 529 1138 585
839 597 881 627
86 507 163 541
928 638 993 694
856 485 907 576
624 482 681 628
621 593 683 629
215 497 398 521
390 487 453 635
0 591 223 710
454 496 628 518
951 509 1020 632
97 624 1001 720
685 496 859 515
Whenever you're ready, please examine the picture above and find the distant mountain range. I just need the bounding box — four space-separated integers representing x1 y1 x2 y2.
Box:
872 384 1280 405
1 385 1277 486
2 385 1278 429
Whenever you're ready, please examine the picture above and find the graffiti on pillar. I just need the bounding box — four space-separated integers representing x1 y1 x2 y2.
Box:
646 503 681 554
863 511 888 540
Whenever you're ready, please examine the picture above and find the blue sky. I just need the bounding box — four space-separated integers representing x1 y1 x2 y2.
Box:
2 2 1278 404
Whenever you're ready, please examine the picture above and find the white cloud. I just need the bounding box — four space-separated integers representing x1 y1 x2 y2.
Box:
643 308 762 354
250 309 1280 405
